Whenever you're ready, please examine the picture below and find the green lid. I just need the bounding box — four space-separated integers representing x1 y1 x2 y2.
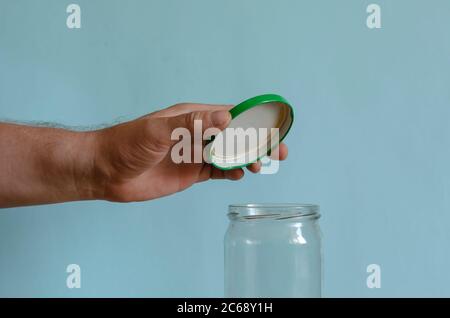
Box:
207 94 294 170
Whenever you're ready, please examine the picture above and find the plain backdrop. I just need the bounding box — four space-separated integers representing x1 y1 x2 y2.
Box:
1 0 449 297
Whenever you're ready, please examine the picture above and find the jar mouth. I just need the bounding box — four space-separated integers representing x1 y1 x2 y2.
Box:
228 203 320 220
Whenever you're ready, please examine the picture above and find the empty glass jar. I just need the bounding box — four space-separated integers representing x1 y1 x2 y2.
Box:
224 204 322 297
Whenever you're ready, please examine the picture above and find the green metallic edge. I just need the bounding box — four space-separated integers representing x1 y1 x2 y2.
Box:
210 93 294 170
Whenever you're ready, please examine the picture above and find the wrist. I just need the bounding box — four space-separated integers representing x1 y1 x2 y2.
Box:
62 130 107 201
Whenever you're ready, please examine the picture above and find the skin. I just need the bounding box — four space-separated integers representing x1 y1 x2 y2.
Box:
0 103 288 208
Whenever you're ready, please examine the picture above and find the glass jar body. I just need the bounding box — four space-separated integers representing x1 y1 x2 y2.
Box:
224 204 322 298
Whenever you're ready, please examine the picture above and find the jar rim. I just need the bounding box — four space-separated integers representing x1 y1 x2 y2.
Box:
228 203 320 220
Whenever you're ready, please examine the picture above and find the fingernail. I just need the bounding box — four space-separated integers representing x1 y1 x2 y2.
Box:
211 111 231 127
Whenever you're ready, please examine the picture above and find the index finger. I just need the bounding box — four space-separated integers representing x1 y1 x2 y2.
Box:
149 103 234 118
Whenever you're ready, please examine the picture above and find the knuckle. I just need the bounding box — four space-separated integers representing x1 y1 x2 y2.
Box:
170 103 191 112
142 117 156 136
185 111 204 127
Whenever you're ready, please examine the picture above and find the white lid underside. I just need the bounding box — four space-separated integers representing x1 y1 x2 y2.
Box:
208 102 292 169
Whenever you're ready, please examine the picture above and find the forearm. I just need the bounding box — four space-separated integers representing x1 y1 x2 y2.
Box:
0 123 102 208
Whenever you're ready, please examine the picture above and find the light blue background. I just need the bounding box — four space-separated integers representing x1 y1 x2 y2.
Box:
1 0 449 297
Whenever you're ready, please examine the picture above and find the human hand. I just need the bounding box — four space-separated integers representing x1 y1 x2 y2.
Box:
0 103 288 207
93 103 288 202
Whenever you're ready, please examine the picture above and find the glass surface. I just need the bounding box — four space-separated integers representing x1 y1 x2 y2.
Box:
225 204 322 297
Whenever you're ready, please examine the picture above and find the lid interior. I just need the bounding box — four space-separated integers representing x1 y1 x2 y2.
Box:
209 102 292 169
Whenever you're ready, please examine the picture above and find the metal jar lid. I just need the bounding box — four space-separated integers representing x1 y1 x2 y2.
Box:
207 94 294 170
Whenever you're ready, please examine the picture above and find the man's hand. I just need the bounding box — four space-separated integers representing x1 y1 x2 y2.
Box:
0 103 288 208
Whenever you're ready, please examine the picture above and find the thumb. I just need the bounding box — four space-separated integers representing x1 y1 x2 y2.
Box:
149 110 231 148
